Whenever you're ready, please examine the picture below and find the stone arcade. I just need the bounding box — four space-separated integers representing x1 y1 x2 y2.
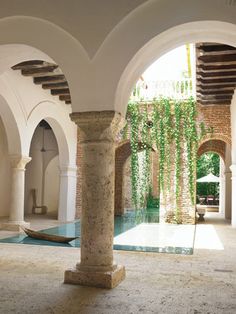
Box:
0 1 236 312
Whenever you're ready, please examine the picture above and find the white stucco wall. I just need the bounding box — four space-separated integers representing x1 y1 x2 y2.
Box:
0 1 236 222
0 1 234 114
0 117 11 217
44 156 60 214
0 54 77 221
25 125 59 215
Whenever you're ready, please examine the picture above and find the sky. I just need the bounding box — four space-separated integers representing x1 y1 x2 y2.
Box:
142 44 195 81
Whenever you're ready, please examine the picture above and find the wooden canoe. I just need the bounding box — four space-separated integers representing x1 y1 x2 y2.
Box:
21 226 79 243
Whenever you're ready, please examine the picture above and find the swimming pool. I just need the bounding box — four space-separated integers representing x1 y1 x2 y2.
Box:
0 211 195 254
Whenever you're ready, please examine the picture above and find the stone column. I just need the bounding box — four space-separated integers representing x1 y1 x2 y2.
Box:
230 164 236 227
219 158 225 216
230 92 236 225
64 111 126 289
58 165 77 222
2 155 31 231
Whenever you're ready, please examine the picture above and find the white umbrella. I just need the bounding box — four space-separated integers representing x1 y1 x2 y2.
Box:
196 173 220 183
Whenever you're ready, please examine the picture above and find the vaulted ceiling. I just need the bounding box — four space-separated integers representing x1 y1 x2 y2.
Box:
196 43 236 106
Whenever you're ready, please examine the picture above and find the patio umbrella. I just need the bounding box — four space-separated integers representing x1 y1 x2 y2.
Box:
196 173 220 183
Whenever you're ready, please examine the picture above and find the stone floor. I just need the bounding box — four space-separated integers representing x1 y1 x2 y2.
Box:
0 212 236 313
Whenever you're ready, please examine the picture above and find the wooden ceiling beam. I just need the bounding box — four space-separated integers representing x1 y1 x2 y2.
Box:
196 71 236 78
198 44 236 53
21 65 58 76
12 60 45 70
197 94 233 100
196 84 236 90
198 64 236 71
198 54 236 63
197 89 234 95
42 82 69 90
51 88 70 96
198 77 236 84
34 75 66 84
198 100 231 105
59 95 71 101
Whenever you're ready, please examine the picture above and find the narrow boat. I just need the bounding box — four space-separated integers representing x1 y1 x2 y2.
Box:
21 226 79 243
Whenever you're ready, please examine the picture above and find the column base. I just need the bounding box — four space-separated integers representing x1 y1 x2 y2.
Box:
1 221 30 232
64 265 126 289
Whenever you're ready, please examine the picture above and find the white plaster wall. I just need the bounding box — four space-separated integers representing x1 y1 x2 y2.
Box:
0 1 234 113
225 144 232 220
0 1 235 222
44 156 60 214
25 126 59 214
0 117 11 217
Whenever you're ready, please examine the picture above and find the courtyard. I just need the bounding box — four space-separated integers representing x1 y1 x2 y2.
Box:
0 213 235 314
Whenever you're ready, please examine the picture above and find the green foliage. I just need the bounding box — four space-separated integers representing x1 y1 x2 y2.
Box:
121 122 128 140
128 103 140 208
183 97 198 204
197 153 220 197
126 97 206 212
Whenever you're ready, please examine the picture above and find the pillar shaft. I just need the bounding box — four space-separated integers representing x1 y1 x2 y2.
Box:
230 164 236 227
58 165 77 222
10 155 31 221
2 155 31 231
64 111 126 288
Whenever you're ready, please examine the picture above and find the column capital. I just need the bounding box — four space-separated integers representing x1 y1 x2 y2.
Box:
9 155 31 170
70 110 125 143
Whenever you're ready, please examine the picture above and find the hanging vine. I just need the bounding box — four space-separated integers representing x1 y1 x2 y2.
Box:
126 97 208 214
163 98 172 191
174 101 182 204
127 102 140 208
183 97 198 204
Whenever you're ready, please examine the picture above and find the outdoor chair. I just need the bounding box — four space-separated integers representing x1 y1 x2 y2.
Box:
206 195 214 205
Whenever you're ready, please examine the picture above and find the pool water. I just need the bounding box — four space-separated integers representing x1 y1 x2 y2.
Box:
0 211 195 255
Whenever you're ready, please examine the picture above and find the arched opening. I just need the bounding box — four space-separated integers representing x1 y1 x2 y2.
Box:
115 140 159 217
0 44 77 229
25 120 59 219
113 38 234 253
197 139 232 222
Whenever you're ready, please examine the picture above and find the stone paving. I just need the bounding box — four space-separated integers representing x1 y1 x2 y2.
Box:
0 213 236 313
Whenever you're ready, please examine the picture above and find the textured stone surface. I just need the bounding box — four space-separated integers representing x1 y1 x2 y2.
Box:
0 215 235 313
1 221 30 232
69 111 126 287
64 265 126 289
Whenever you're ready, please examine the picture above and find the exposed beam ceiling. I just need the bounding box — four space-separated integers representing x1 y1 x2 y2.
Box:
11 60 71 104
196 43 236 106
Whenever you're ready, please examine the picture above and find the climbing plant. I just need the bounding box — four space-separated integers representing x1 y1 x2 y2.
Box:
126 97 207 211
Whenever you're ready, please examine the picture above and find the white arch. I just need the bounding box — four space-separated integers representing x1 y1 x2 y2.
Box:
26 101 77 222
26 101 77 167
0 85 23 155
113 21 236 115
0 16 90 112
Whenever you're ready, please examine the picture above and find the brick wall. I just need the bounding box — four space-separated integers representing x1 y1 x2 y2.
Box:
114 141 132 215
75 104 231 223
197 104 231 146
198 139 226 161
